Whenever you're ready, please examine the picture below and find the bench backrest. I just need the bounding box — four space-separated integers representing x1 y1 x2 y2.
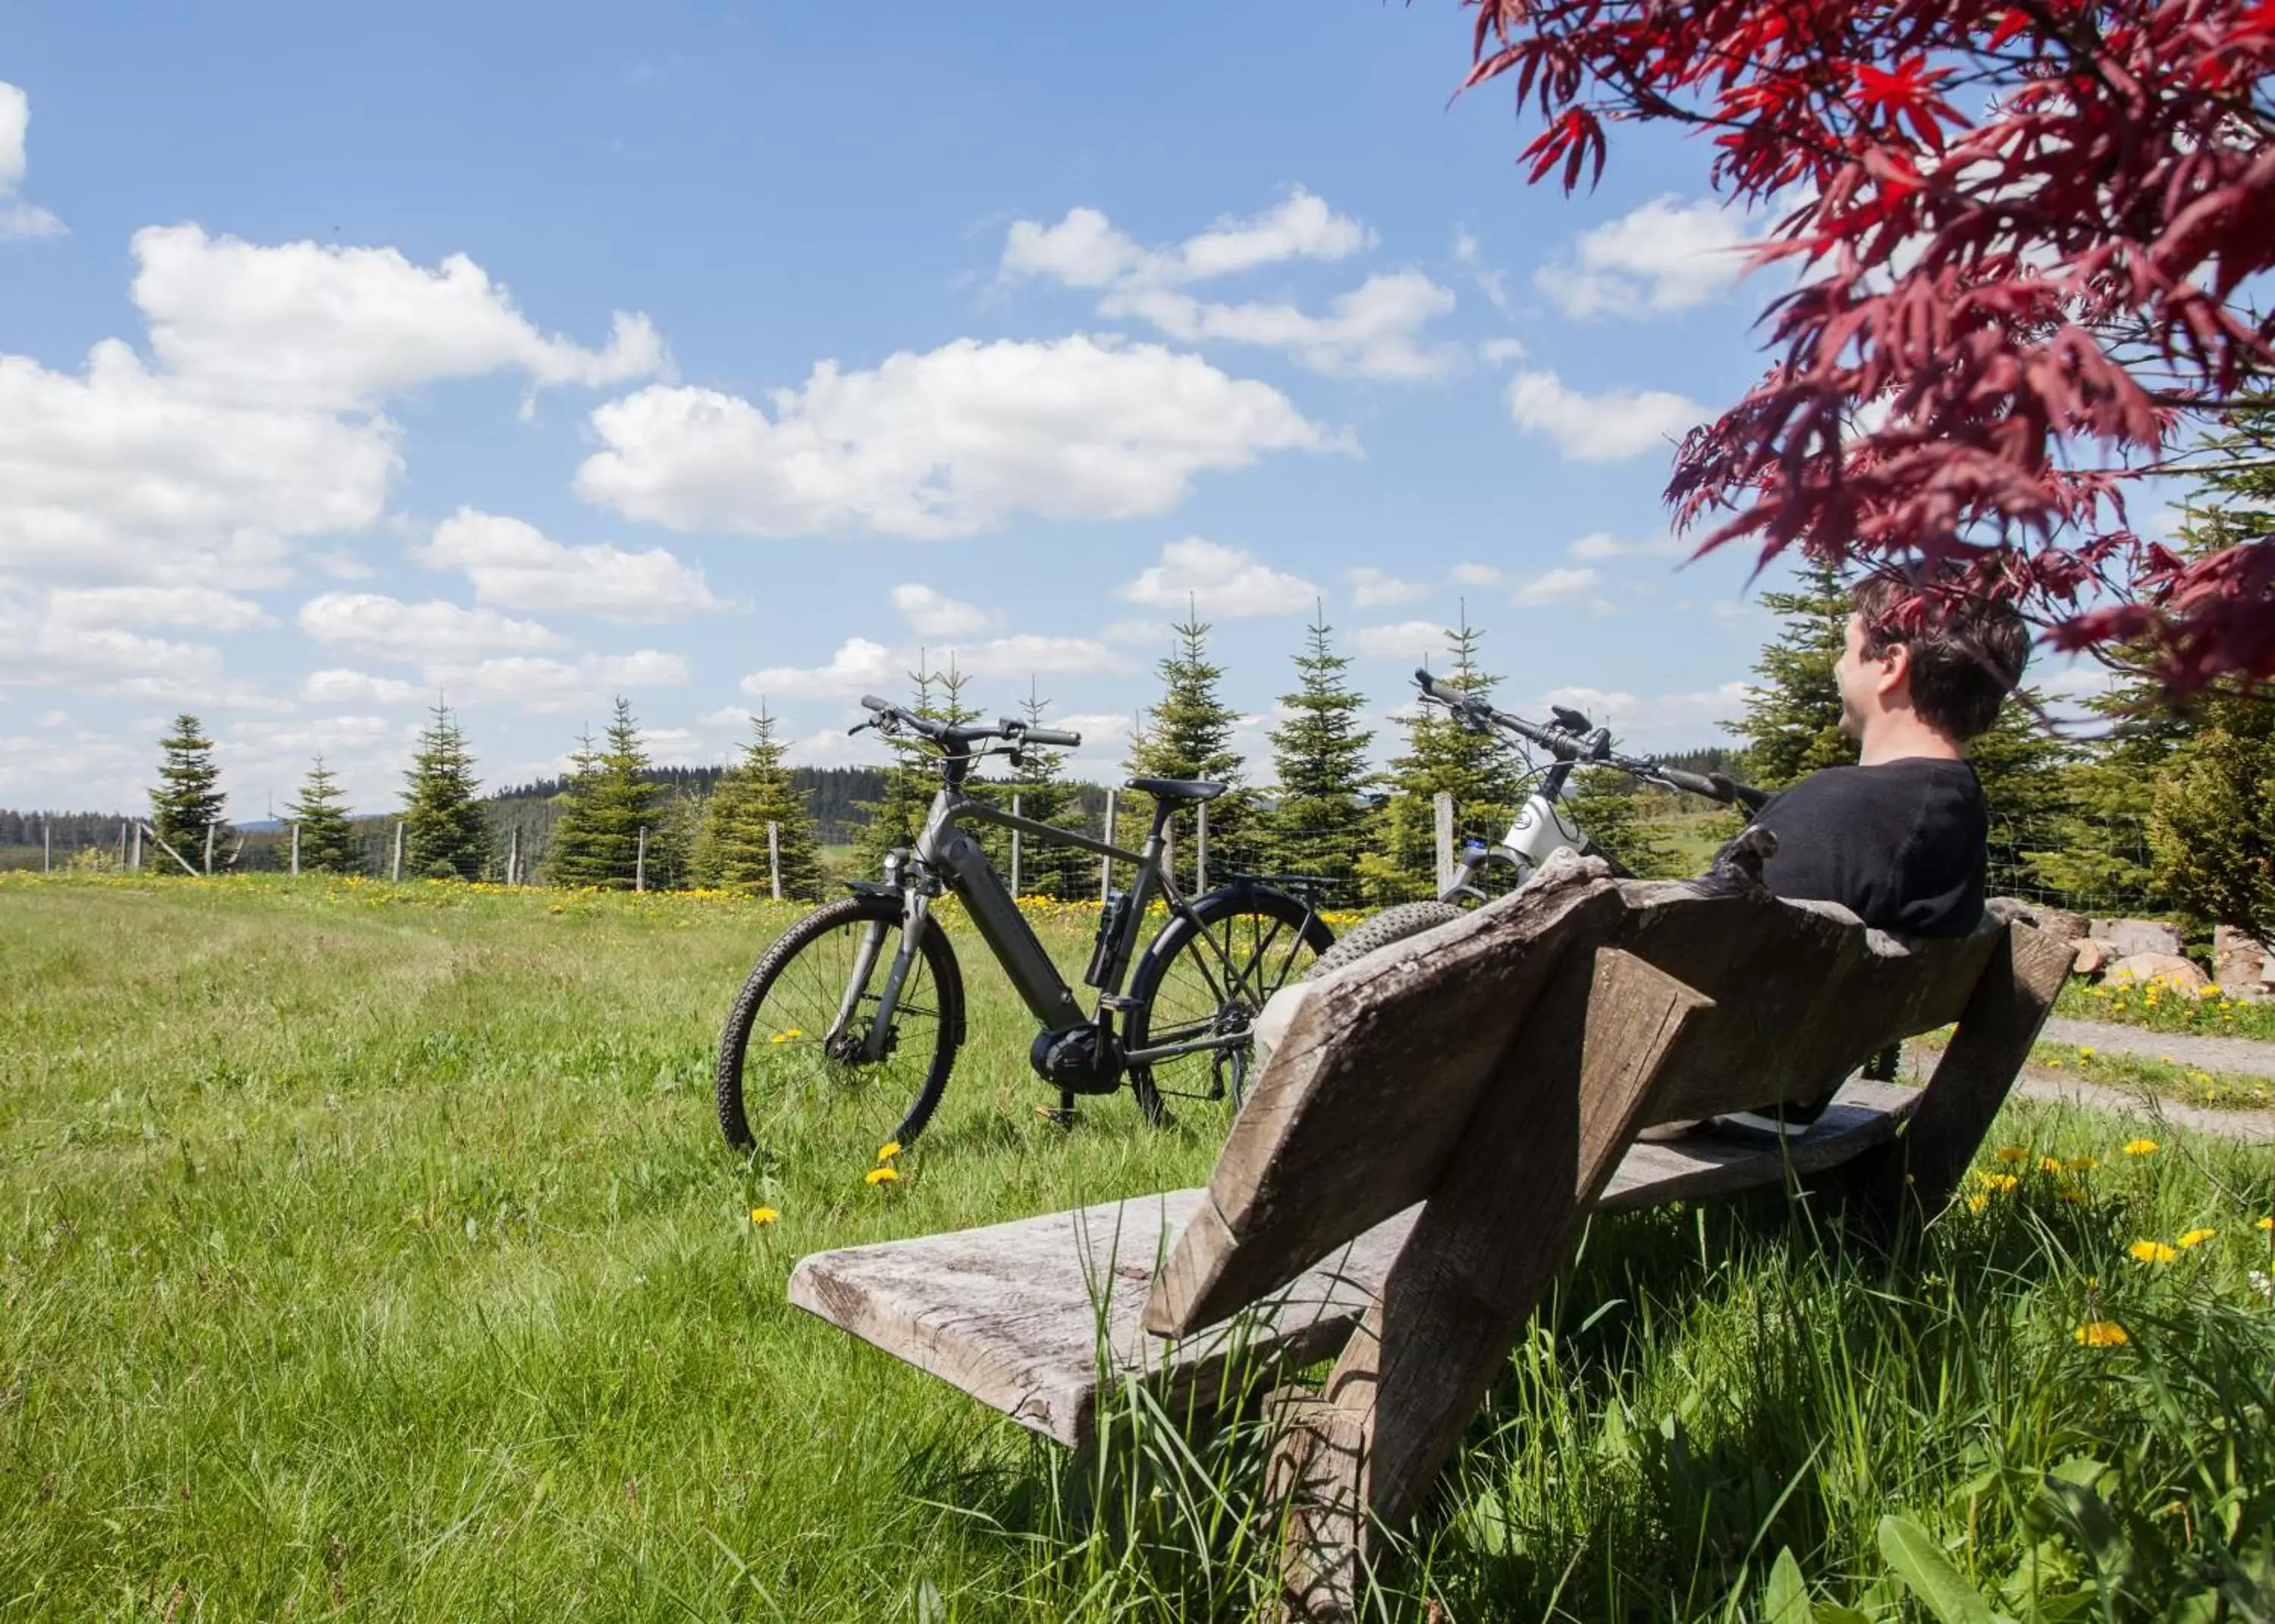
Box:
1145 859 2012 1337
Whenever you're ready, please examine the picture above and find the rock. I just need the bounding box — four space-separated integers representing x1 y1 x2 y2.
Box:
2070 938 2110 977
2213 926 2273 995
2090 918 2185 958
1996 901 2088 939
2103 952 2211 993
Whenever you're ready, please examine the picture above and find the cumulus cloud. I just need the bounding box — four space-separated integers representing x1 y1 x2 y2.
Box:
1567 530 1687 561
1534 195 1756 319
0 83 64 241
1118 537 1319 617
297 591 566 666
417 507 720 622
1510 566 1603 608
46 585 271 632
426 651 689 714
576 335 1335 541
1506 370 1709 462
936 634 1131 677
890 583 994 639
1347 566 1429 608
1002 189 1373 290
1100 271 1460 381
740 637 899 701
133 224 667 410
1451 226 1509 312
1351 619 1448 661
301 668 422 707
0 586 227 697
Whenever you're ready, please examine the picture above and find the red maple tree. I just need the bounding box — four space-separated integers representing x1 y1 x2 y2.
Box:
1458 0 2275 693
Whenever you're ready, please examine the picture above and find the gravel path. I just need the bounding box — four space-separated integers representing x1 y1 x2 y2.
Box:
2038 1015 2275 1079
2009 1069 2275 1143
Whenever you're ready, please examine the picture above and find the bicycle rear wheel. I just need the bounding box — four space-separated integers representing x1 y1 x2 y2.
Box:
714 893 962 1158
1123 886 1333 1131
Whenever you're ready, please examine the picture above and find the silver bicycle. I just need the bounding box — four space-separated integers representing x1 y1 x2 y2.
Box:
714 696 1335 1158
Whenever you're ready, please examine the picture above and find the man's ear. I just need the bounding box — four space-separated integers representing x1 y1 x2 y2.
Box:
1876 638 1913 698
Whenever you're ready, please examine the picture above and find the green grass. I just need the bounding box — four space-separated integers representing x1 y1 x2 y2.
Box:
3 874 2272 1620
2058 976 2275 1043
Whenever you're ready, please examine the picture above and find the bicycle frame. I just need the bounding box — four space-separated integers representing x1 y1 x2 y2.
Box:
848 779 1263 1068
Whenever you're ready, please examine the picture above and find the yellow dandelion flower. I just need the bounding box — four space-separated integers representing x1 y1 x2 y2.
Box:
2123 1138 2159 1155
2074 1321 2129 1347
2063 1157 2099 1172
1976 1172 2019 1193
2197 983 2221 999
749 1207 778 1225
2177 1227 2217 1249
2047 1058 2065 1069
2041 1156 2064 1174
2079 1046 2096 1059
1967 1193 1989 1214
864 1166 899 1185
2129 1240 2179 1265
2258 1216 2273 1233
1995 1146 2028 1163
876 1140 902 1162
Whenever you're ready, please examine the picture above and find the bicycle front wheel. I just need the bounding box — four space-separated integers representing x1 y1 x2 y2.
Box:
714 893 962 1158
1123 886 1333 1131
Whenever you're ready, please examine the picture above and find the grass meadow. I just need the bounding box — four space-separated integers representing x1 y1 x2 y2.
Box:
2 873 2272 1621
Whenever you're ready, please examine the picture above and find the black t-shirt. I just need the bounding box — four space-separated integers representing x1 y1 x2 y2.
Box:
1740 757 1989 938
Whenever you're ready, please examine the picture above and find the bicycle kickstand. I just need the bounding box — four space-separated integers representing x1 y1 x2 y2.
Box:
1034 1089 1079 1130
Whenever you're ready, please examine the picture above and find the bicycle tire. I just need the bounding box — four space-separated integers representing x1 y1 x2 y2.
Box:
1304 900 1467 980
714 893 963 1157
1123 886 1334 1128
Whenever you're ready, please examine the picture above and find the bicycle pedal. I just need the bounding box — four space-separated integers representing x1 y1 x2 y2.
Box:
1097 995 1141 1013
1034 1104 1079 1130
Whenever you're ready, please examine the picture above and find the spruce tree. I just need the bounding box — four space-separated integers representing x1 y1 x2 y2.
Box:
1732 556 1858 788
1356 607 1518 903
1965 694 2078 901
999 680 1092 899
1126 604 1257 886
851 655 965 876
1266 607 1375 906
149 713 228 874
694 708 825 898
287 754 357 874
545 697 659 889
1562 769 1687 878
401 701 489 880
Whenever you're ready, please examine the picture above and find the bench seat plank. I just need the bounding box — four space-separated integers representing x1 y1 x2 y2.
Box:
788 1079 1919 1446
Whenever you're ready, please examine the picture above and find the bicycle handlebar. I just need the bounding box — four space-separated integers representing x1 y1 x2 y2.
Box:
852 696 1081 751
1412 667 1766 807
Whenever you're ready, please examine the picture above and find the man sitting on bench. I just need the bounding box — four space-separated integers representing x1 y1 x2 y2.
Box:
1718 570 2029 1136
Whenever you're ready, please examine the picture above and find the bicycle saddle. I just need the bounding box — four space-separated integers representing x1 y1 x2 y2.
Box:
1125 776 1228 803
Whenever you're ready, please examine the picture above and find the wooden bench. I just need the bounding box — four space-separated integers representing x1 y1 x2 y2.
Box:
788 848 2074 1616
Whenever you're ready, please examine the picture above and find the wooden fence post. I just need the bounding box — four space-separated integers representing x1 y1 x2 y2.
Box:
140 822 202 878
635 825 648 893
1196 801 1209 894
1163 819 1175 892
1100 797 1116 902
1433 792 1455 895
1010 793 1023 898
290 823 300 877
507 826 519 886
42 819 51 873
130 821 141 871
767 821 782 901
391 822 403 882
202 823 215 876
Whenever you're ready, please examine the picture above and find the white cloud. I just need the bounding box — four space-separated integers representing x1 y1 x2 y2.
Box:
46 585 270 632
1540 685 1637 723
132 224 666 410
417 507 720 622
0 83 64 241
1118 537 1319 617
1567 530 1687 561
1507 370 1709 462
297 591 566 666
740 636 898 701
1100 271 1460 381
938 634 1132 677
1534 195 1756 319
890 582 994 639
1347 566 1429 608
1510 566 1602 608
1100 617 1169 646
0 587 227 696
1479 337 1528 366
1002 189 1373 290
301 668 422 707
576 335 1336 541
784 726 893 770
1351 619 1448 661
1450 563 1505 587
428 651 688 714
1451 226 1508 312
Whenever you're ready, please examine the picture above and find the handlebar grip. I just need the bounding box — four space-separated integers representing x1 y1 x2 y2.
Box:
1656 767 1724 799
859 694 892 713
1710 773 1772 811
1022 727 1081 748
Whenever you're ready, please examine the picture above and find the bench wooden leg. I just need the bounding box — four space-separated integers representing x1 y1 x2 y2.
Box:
1270 948 1714 1619
1847 921 2073 1224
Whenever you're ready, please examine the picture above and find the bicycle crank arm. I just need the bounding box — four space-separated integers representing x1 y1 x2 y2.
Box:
1122 1030 1250 1065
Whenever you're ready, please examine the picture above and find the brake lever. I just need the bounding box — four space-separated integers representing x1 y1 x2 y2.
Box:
848 720 874 737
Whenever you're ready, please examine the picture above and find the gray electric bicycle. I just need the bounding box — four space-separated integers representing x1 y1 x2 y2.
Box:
714 695 1335 1158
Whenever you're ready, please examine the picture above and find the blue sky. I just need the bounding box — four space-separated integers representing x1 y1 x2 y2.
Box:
3 2 1962 815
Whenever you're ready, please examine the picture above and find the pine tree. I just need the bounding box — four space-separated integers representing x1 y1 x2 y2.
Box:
287 754 357 874
149 713 228 874
400 701 489 880
545 697 659 889
1562 769 1687 878
1126 604 1257 887
1732 556 1858 788
851 655 968 876
999 680 1092 899
694 708 825 898
1266 607 1375 906
1356 607 1518 903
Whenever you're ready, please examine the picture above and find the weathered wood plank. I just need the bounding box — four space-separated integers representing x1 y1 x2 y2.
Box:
789 1079 1923 1447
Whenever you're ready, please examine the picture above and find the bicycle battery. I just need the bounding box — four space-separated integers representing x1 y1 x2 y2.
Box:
1084 889 1131 987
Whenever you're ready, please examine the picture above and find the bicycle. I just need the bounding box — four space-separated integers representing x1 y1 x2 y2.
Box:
1306 667 1768 976
714 695 1335 1158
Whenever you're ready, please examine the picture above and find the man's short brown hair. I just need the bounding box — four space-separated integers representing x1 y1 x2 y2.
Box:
1852 573 2029 741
